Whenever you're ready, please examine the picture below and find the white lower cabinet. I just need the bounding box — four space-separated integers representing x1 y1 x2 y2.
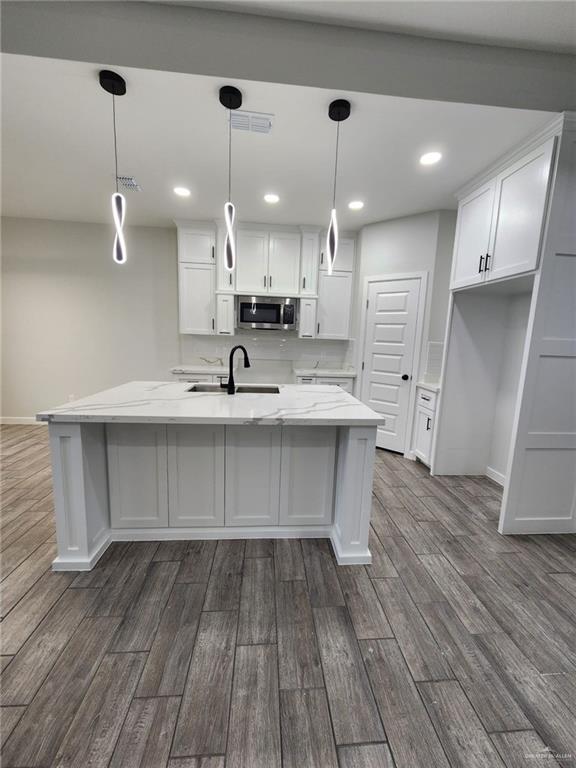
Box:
225 426 282 526
108 424 338 530
108 424 169 528
316 377 354 393
280 427 335 525
167 425 225 526
413 405 434 466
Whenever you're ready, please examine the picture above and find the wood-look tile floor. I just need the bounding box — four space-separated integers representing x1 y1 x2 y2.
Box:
1 425 576 767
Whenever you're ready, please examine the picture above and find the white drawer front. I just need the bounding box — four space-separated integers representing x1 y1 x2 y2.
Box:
417 388 437 411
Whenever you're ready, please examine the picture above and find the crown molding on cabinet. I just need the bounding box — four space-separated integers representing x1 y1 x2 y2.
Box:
455 112 568 200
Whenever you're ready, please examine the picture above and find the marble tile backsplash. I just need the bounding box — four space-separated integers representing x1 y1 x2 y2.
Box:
178 333 352 383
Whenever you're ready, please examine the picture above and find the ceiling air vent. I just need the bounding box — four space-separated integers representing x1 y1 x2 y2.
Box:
117 175 142 191
230 110 273 134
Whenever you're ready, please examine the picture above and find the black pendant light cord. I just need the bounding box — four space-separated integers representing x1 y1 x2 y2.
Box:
332 121 340 208
112 94 119 193
228 109 232 201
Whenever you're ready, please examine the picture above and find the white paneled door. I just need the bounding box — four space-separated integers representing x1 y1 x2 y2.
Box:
360 278 421 452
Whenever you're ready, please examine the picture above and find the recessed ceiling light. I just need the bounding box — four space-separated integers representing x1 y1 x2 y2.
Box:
264 193 280 204
420 151 443 166
173 186 191 197
348 200 364 210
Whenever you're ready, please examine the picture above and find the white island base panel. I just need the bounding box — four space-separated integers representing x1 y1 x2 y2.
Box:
47 421 377 570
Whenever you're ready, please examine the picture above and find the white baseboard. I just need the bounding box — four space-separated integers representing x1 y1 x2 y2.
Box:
110 525 332 541
499 517 576 535
485 465 506 487
1 417 45 425
331 533 372 565
51 532 111 571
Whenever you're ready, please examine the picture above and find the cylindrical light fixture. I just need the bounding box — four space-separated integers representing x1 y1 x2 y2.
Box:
326 99 351 275
99 69 127 265
219 85 243 272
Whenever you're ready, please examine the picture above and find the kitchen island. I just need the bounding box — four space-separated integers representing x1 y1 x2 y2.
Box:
37 381 382 570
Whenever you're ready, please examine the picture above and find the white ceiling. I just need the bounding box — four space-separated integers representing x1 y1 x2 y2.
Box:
1 54 554 230
178 0 576 54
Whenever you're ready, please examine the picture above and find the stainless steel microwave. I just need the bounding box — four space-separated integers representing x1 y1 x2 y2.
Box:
237 296 298 331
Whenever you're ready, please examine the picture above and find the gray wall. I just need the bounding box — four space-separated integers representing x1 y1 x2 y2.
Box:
352 210 456 376
2 217 179 418
2 211 455 418
2 1 575 112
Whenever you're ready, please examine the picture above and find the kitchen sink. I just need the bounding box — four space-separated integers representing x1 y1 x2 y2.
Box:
187 383 223 392
187 383 280 394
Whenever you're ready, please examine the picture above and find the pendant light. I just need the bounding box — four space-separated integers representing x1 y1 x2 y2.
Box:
326 99 351 275
99 70 127 265
219 85 242 272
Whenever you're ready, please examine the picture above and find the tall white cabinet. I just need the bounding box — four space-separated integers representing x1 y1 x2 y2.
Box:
177 222 217 335
434 113 576 536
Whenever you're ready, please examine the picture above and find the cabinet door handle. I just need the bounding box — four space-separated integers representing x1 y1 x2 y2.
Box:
320 252 324 264
211 245 215 260
484 253 491 270
301 334 312 338
426 417 431 431
317 322 320 334
269 275 272 288
303 276 306 289
478 254 484 273
229 273 232 285
212 318 215 330
264 275 267 288
421 395 431 401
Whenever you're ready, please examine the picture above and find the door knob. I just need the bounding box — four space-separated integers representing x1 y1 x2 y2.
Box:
401 374 409 381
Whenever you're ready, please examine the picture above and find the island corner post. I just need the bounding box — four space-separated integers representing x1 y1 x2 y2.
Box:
40 383 381 571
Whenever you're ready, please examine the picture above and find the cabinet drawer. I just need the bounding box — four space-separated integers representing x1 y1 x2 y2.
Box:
417 389 437 411
296 376 316 385
316 377 354 393
175 374 214 383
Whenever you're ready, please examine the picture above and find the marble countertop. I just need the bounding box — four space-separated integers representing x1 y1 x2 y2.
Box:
417 380 441 393
293 368 356 378
37 381 383 426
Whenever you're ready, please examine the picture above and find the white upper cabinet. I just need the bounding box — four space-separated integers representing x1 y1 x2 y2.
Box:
450 182 495 289
298 298 317 339
450 138 556 290
487 138 555 282
216 225 236 292
317 270 353 339
178 262 215 335
320 236 355 272
216 293 235 336
235 230 270 293
177 227 215 264
268 232 301 294
300 232 320 295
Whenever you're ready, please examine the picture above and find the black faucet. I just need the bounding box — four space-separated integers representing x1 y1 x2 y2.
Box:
222 345 251 395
